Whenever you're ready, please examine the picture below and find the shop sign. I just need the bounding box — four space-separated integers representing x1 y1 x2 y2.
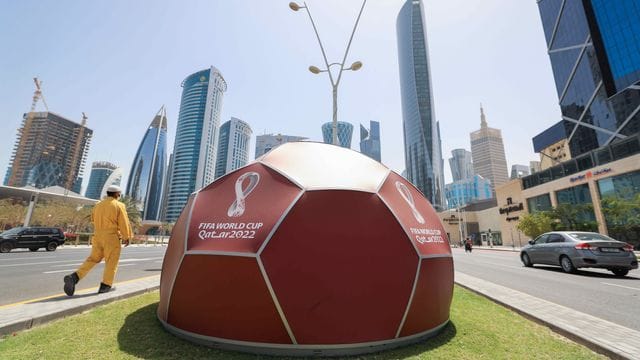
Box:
442 216 460 224
570 168 612 183
499 203 523 215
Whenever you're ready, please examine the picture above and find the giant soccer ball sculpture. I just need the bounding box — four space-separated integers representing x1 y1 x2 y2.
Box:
158 142 453 356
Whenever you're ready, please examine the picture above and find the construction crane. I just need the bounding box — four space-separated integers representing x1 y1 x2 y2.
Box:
7 77 48 186
64 112 89 192
33 77 49 112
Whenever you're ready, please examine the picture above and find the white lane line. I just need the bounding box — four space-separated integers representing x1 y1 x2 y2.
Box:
49 257 164 268
1 256 164 268
119 257 164 263
0 256 57 261
0 260 92 267
602 282 640 291
43 263 136 274
51 263 83 267
454 257 523 270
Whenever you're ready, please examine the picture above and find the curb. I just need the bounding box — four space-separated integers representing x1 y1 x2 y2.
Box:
0 279 159 337
454 273 637 360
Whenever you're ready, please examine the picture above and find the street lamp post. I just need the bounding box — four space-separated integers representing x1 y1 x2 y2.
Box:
289 1 366 146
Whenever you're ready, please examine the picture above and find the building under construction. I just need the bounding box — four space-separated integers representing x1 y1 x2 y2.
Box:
4 111 93 194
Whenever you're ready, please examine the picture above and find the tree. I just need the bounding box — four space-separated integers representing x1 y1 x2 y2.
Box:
549 203 598 232
119 196 142 233
517 212 554 239
0 199 27 229
601 194 640 245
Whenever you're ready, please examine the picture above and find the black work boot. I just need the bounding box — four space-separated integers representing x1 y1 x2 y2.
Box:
97 282 113 294
63 272 79 296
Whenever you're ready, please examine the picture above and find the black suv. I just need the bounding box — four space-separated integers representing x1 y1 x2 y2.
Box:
0 227 66 253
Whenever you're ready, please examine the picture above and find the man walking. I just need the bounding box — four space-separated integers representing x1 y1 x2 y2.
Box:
63 185 133 296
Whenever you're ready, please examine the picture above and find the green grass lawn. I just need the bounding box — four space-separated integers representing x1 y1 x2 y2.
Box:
0 286 604 359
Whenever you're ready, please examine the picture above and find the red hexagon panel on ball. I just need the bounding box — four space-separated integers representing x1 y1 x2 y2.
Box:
158 142 454 357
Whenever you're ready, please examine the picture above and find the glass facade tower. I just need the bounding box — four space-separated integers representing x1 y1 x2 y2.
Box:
126 106 168 221
536 0 640 158
321 121 353 148
255 134 307 158
85 161 121 200
397 0 445 210
166 67 227 222
449 149 474 182
445 175 492 209
215 117 253 179
359 121 381 162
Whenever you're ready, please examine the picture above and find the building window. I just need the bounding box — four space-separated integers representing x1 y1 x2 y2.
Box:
555 184 597 225
526 194 552 213
598 170 640 249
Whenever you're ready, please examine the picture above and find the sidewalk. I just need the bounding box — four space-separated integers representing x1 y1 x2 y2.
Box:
0 275 159 336
456 271 640 359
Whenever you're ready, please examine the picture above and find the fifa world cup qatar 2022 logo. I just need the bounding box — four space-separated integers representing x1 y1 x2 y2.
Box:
227 172 260 217
395 181 425 224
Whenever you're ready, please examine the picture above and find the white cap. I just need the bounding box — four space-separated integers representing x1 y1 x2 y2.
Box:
106 185 122 193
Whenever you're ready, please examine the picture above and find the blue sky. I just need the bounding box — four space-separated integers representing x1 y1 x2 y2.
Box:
0 1 562 192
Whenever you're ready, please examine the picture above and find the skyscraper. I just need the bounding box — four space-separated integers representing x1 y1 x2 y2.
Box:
470 106 508 191
254 134 307 158
321 121 353 148
448 149 474 182
160 153 174 222
397 0 445 210
510 164 530 180
85 161 122 200
359 121 381 162
534 1 640 158
529 160 541 174
215 117 253 179
166 67 227 222
126 106 168 221
4 111 92 193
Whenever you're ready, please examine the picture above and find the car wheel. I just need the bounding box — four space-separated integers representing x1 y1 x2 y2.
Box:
0 242 12 253
46 241 58 252
521 253 533 267
560 256 576 273
29 247 39 252
611 269 629 277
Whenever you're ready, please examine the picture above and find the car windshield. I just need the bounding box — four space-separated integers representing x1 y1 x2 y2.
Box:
568 233 614 241
1 227 25 235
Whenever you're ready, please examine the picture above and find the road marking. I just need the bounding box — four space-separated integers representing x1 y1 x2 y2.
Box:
119 257 164 262
0 256 57 261
602 282 640 291
0 256 165 268
43 263 136 274
0 274 160 309
454 256 523 270
51 263 82 267
0 260 92 267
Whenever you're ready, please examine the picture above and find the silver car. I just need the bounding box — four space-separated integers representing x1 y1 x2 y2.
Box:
520 231 638 277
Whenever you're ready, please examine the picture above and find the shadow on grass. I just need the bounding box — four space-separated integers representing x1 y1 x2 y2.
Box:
117 302 457 360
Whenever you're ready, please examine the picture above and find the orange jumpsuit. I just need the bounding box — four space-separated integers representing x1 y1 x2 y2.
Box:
75 197 133 286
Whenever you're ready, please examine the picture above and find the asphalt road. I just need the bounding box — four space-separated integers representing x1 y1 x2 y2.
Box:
0 245 167 306
453 247 640 331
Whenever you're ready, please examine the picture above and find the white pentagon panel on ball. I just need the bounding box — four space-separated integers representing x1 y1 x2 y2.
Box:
259 142 389 192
